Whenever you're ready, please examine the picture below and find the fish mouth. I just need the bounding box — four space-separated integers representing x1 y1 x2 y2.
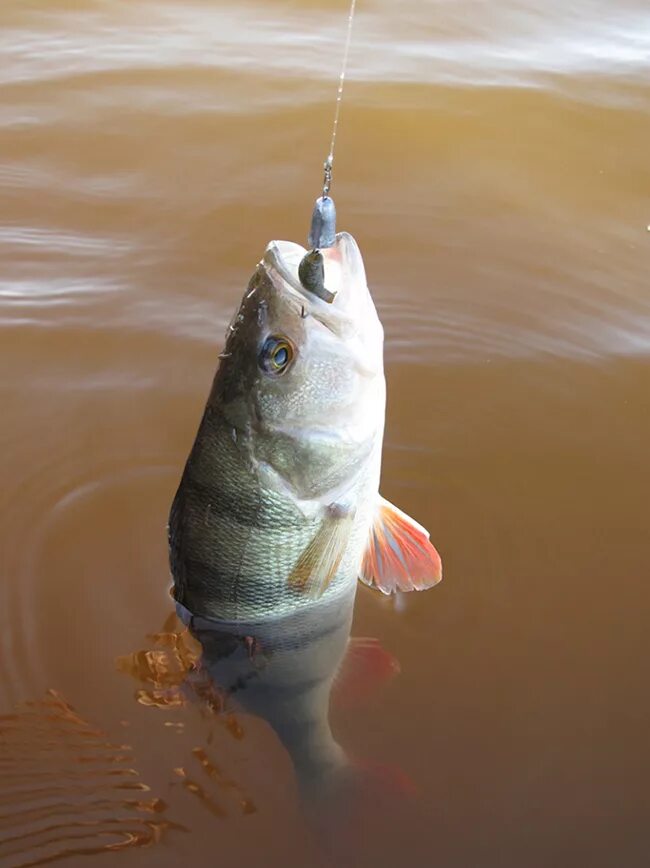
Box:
263 232 367 310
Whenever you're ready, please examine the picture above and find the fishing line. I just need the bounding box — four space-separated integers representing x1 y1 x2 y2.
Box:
305 0 357 255
323 0 357 198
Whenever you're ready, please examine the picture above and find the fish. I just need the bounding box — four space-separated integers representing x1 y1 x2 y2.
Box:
168 231 442 622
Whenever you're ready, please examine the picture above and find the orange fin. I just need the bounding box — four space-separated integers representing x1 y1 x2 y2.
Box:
360 496 442 594
332 637 400 708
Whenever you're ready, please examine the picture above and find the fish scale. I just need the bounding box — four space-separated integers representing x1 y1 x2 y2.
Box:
170 403 377 621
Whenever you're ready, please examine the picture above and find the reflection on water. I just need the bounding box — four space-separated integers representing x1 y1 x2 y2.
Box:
1 0 650 865
118 614 260 819
0 691 180 866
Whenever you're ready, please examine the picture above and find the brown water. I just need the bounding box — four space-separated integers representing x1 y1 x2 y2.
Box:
1 0 650 865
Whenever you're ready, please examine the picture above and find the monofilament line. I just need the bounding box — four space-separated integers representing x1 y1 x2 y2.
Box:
322 0 357 197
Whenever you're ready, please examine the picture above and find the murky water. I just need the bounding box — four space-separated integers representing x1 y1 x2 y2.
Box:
1 0 649 865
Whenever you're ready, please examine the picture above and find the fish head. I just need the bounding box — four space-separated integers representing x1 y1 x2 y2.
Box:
214 232 385 501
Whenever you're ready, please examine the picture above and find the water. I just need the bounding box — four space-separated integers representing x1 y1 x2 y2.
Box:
1 0 649 864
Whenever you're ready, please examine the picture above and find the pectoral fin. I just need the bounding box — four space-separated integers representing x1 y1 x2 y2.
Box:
360 496 442 594
289 505 355 599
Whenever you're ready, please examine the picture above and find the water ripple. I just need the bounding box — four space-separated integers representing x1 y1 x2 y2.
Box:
0 226 133 257
0 0 648 110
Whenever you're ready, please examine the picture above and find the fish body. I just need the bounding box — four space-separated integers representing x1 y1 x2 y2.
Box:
169 232 441 623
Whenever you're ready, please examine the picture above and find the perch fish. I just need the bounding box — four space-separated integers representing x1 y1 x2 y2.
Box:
168 232 442 621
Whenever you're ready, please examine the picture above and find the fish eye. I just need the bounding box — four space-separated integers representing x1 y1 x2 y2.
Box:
259 335 295 375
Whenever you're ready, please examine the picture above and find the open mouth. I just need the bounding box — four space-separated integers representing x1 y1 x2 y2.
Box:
263 233 364 309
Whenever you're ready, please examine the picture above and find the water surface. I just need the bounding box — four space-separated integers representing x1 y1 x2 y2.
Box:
1 1 649 866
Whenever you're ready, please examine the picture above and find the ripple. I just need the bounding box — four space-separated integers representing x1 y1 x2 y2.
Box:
0 416 176 708
0 0 648 112
0 226 133 257
0 162 144 200
0 690 179 866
